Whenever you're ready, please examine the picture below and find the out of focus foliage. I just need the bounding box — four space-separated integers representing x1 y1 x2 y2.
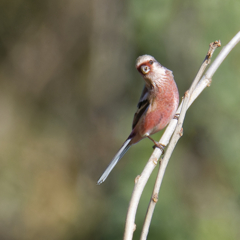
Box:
0 0 240 239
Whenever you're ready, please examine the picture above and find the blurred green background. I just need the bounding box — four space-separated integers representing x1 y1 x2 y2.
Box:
0 0 240 239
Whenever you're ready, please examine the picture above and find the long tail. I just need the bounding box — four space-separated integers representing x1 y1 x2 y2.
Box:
97 138 132 185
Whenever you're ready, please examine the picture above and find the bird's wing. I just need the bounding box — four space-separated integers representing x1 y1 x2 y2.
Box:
132 85 150 129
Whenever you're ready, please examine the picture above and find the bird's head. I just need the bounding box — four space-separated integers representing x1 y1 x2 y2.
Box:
136 55 167 89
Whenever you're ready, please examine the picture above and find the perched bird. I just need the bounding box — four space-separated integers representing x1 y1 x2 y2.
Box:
97 55 179 185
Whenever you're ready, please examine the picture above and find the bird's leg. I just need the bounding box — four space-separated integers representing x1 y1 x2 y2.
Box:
147 136 166 152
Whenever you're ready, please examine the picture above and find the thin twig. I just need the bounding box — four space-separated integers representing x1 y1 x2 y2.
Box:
123 31 240 240
140 41 220 240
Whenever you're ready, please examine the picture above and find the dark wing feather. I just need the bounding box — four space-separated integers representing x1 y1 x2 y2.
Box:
132 86 150 129
137 86 148 108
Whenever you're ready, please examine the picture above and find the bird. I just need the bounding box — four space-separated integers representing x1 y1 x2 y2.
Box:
97 55 179 185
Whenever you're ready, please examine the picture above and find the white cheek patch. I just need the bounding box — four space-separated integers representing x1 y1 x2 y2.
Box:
153 65 166 76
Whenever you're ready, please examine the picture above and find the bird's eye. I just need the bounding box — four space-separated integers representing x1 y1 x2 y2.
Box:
140 65 150 74
149 60 153 65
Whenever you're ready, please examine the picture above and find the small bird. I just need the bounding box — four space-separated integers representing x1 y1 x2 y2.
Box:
97 55 179 185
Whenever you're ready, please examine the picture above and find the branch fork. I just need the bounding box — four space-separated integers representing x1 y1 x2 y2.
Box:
123 32 240 240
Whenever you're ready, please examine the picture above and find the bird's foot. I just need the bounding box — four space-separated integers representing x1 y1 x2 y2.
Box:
174 113 180 120
152 142 166 153
147 136 166 153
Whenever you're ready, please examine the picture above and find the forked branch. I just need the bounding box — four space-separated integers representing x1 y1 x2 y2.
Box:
123 31 240 240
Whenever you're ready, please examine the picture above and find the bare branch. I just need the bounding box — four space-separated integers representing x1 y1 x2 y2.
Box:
140 40 220 240
123 31 240 240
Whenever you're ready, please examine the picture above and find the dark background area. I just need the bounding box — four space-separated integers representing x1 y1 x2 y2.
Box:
0 0 240 239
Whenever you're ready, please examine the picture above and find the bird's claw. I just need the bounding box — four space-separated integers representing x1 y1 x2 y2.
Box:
147 135 165 153
152 142 165 154
174 113 180 120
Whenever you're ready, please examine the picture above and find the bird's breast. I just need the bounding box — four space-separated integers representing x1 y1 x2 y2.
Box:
141 82 179 136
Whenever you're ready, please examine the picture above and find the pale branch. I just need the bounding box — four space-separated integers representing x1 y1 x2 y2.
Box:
188 31 240 108
140 41 221 240
123 31 240 240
